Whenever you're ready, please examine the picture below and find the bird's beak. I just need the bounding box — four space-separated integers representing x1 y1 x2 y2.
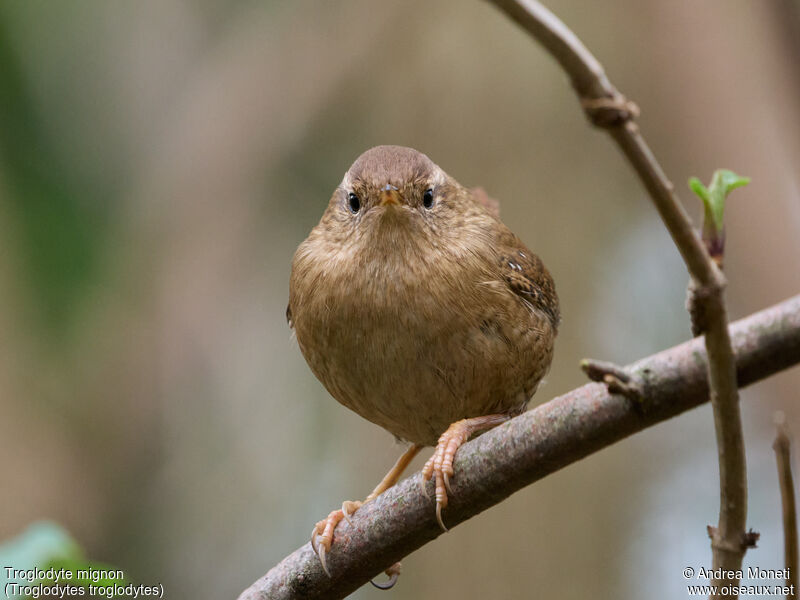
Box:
379 185 401 207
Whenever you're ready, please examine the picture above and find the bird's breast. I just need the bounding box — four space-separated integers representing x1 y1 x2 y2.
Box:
290 234 554 446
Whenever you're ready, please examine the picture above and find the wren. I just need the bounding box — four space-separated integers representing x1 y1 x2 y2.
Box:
288 145 559 578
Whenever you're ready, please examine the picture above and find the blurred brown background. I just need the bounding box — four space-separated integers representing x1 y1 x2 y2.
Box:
1 1 799 598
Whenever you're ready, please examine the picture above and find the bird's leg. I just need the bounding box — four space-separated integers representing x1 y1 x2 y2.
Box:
422 414 511 531
311 443 422 577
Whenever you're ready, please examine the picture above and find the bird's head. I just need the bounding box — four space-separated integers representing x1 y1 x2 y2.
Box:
305 145 500 270
343 145 449 218
318 146 471 241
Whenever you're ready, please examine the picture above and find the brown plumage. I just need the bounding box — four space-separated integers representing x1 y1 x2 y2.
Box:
288 145 558 574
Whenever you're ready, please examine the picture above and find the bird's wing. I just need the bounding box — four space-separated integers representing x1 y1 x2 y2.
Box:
495 229 560 327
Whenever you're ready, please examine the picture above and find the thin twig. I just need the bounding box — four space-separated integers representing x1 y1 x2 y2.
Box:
580 358 631 383
238 295 800 600
580 358 643 402
773 412 798 593
484 1 748 592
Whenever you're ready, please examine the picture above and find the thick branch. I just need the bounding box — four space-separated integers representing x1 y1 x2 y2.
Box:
238 294 800 600
485 0 747 589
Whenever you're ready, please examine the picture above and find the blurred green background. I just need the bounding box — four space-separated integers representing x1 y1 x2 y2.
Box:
1 1 799 598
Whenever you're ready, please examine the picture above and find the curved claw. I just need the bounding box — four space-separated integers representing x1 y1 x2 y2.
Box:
435 501 448 532
443 471 452 495
371 562 402 590
341 502 354 526
317 542 331 577
341 500 362 526
310 526 319 555
371 571 400 590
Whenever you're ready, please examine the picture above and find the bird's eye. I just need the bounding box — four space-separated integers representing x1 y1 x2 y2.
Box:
423 188 434 209
347 192 361 214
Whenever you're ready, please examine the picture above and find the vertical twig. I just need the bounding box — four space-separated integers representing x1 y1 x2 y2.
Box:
773 412 798 593
484 1 750 594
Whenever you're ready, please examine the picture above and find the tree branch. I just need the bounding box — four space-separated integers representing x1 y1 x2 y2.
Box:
238 294 800 600
481 0 714 283
485 1 748 592
773 414 798 593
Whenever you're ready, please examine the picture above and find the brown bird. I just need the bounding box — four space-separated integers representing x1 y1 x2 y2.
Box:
288 145 558 578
